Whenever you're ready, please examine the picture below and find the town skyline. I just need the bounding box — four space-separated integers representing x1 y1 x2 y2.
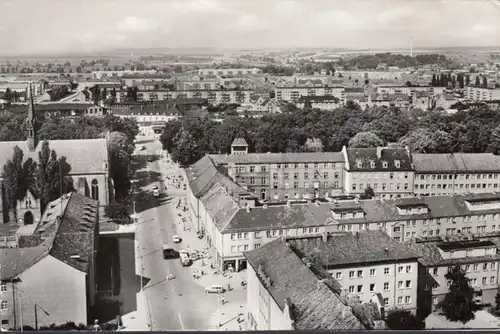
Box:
1 0 500 56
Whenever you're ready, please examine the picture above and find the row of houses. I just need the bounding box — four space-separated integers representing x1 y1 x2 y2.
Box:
185 151 500 327
211 140 500 202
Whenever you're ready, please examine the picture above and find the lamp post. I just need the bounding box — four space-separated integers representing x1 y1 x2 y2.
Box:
34 304 49 331
217 294 221 328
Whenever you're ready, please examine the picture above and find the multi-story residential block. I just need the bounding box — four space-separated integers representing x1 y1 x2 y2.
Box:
287 230 420 313
0 192 99 330
406 236 500 318
465 86 500 101
327 193 500 243
243 236 384 331
0 80 44 96
342 146 415 199
210 139 345 201
274 86 345 103
295 96 342 110
115 89 253 105
412 153 500 196
197 68 261 77
112 103 181 136
376 85 445 97
91 69 158 80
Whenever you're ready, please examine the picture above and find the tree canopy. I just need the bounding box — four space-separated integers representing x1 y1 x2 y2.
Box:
437 265 476 324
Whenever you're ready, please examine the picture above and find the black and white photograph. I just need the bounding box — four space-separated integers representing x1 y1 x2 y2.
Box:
1 0 500 331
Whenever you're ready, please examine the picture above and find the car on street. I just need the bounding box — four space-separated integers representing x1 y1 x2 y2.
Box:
152 185 160 197
173 235 181 243
179 250 191 266
141 146 146 150
205 285 225 294
162 244 176 259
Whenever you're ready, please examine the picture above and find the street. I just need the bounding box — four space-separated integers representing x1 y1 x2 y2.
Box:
131 139 247 331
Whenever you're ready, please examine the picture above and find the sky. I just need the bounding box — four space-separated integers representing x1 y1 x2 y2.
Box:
1 0 500 55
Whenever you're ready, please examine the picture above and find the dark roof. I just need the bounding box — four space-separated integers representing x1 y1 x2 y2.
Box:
35 103 97 112
412 153 500 173
298 96 340 103
180 107 209 118
287 230 419 268
345 147 413 172
210 152 344 165
243 238 366 330
344 87 365 93
438 240 495 251
0 247 49 280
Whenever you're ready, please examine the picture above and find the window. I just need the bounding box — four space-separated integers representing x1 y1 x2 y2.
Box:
384 267 390 275
357 285 363 293
349 286 355 293
294 172 299 179
243 232 248 239
382 161 388 168
398 281 403 289
398 266 403 273
357 270 363 278
397 296 403 305
0 283 5 292
255 244 261 248
244 245 249 251
432 296 438 305
335 272 342 280
231 234 236 240
0 301 6 311
405 296 411 304
250 166 255 172
383 282 389 291
406 265 412 273
261 166 267 172
349 271 355 278
482 277 487 285
231 246 236 253
370 269 376 276
273 173 278 179
405 280 411 288
491 262 496 270
369 284 375 292
490 276 495 283
383 298 389 306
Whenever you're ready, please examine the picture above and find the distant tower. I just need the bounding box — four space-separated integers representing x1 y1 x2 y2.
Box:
410 37 413 57
26 82 38 151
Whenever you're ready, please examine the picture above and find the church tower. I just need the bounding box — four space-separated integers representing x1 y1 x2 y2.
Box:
26 82 37 151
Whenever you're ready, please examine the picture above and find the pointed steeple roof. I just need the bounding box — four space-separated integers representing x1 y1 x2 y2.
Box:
27 81 35 120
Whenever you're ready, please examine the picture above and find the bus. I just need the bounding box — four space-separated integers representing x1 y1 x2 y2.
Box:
162 244 176 259
179 250 192 266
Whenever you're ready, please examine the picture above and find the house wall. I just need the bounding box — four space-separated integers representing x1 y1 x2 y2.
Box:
414 172 500 196
274 87 345 103
71 173 108 207
13 256 87 329
328 261 419 312
344 170 415 199
16 191 41 226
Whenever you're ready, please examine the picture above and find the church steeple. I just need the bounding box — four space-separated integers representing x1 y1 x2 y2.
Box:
26 82 37 151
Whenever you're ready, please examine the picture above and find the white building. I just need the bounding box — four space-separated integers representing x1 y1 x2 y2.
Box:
274 86 345 103
465 86 500 101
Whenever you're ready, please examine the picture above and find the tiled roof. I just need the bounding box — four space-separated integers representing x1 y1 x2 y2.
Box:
231 138 248 146
224 202 334 233
412 153 500 173
210 152 344 165
288 230 419 268
243 238 367 330
0 138 108 174
345 147 413 172
0 246 49 280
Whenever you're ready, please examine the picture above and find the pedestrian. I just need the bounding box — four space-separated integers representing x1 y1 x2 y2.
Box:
221 296 225 305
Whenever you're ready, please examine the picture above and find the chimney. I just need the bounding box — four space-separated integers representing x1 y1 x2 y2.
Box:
376 146 383 159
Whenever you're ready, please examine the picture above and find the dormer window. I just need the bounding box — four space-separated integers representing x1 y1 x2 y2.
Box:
395 160 401 168
382 161 388 168
370 161 375 168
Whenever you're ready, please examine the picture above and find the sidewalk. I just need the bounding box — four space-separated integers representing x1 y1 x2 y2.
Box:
119 291 151 331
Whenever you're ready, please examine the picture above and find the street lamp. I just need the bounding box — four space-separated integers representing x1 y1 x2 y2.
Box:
34 304 49 331
217 294 221 328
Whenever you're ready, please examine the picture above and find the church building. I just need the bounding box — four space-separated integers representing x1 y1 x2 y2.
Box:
0 83 112 225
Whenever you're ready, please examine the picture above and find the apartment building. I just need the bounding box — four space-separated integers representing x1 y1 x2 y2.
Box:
198 68 261 77
274 86 345 103
0 193 99 330
288 230 419 313
112 103 181 136
406 236 500 318
116 89 253 105
376 85 445 97
412 153 500 196
243 237 383 331
342 146 415 199
0 80 44 95
412 91 433 111
465 86 500 101
91 69 157 79
327 193 500 243
295 96 342 110
209 139 345 201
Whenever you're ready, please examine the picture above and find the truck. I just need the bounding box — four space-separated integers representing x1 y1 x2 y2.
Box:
179 250 192 266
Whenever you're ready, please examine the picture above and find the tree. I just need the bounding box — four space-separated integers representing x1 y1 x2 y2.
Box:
1 146 37 219
386 310 423 330
465 74 470 86
483 76 488 88
360 186 375 200
302 138 323 152
488 125 500 155
475 76 481 87
431 74 437 87
35 141 73 212
492 289 500 316
171 129 202 167
108 132 135 202
399 128 452 153
348 131 384 148
437 265 475 324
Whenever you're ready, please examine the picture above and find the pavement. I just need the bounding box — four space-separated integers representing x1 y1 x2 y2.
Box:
120 140 248 331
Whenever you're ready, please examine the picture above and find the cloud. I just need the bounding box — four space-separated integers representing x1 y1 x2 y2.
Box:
116 16 159 33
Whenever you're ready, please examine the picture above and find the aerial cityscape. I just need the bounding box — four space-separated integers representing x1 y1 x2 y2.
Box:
2 0 500 331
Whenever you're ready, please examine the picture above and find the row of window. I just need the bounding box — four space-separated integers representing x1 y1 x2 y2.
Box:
417 173 500 181
275 181 338 189
277 162 338 169
415 183 499 190
335 265 413 280
352 172 409 180
356 160 403 169
278 172 340 180
0 300 7 311
230 227 321 241
352 182 409 191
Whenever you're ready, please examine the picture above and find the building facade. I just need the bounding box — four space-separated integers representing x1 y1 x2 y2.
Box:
465 86 500 101
274 86 345 103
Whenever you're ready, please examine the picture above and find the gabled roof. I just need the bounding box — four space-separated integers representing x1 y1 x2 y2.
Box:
243 238 367 330
412 153 500 173
210 152 344 164
0 246 49 280
231 138 248 146
288 230 419 268
345 147 412 172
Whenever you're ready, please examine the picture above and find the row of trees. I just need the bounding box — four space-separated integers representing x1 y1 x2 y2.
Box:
160 103 500 167
337 53 457 70
2 141 73 219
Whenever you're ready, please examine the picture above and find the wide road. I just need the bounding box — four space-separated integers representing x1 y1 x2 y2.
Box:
133 140 217 331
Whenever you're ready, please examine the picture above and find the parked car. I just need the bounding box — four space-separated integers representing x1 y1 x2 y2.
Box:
173 235 181 243
205 285 225 294
152 185 160 197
